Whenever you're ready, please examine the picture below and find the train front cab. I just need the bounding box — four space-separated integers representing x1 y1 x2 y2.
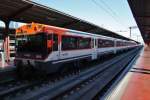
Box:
14 23 64 75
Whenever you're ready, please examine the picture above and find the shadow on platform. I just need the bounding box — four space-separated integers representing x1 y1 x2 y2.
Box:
130 67 150 75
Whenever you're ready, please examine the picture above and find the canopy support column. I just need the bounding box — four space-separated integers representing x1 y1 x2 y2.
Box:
3 20 10 62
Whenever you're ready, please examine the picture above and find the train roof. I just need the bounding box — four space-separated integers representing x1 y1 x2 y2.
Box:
16 23 119 40
16 23 132 41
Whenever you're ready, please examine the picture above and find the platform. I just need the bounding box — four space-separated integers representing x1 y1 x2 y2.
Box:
106 45 150 100
0 60 14 71
121 46 150 100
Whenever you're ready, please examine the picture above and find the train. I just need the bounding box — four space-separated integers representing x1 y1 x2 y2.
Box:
14 23 138 76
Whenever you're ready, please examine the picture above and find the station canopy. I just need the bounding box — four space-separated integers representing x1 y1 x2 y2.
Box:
128 0 150 44
0 27 15 34
0 0 132 40
0 27 15 39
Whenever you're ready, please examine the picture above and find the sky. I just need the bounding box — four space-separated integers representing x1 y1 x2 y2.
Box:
0 0 144 43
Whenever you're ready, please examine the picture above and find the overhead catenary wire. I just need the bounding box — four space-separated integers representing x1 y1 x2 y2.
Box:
100 0 128 28
100 0 119 19
91 0 127 29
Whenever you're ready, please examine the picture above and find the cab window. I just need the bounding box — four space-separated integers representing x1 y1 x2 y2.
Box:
53 34 58 51
47 34 58 51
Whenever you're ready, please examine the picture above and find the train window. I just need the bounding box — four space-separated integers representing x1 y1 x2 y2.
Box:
47 34 52 40
94 39 97 48
98 39 103 48
101 40 107 47
97 39 100 48
16 32 47 54
98 39 114 48
47 34 52 53
53 34 58 51
117 41 123 47
78 38 91 49
105 40 114 47
91 39 94 48
116 41 119 46
62 36 78 50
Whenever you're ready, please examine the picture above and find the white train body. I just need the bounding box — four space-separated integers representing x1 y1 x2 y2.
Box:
15 23 138 73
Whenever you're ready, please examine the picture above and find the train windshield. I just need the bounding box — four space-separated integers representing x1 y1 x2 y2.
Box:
16 33 47 54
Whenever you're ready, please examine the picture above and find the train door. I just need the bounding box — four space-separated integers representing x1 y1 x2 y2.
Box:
58 34 61 60
114 39 117 54
92 38 98 60
49 33 59 60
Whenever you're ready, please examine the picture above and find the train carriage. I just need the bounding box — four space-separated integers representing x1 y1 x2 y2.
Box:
15 23 137 75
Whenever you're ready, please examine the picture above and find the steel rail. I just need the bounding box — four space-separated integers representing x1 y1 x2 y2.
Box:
13 47 141 100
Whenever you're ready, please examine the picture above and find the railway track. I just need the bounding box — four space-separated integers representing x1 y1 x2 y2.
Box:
98 47 142 100
0 67 16 84
46 47 141 100
0 47 141 100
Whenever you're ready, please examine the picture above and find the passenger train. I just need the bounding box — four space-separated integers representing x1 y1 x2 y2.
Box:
14 23 137 76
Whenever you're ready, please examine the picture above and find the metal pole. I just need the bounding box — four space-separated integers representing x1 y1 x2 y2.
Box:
129 27 131 38
4 20 10 63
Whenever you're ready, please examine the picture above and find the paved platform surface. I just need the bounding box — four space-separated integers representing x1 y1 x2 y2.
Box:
121 46 150 100
0 60 14 71
107 46 150 100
